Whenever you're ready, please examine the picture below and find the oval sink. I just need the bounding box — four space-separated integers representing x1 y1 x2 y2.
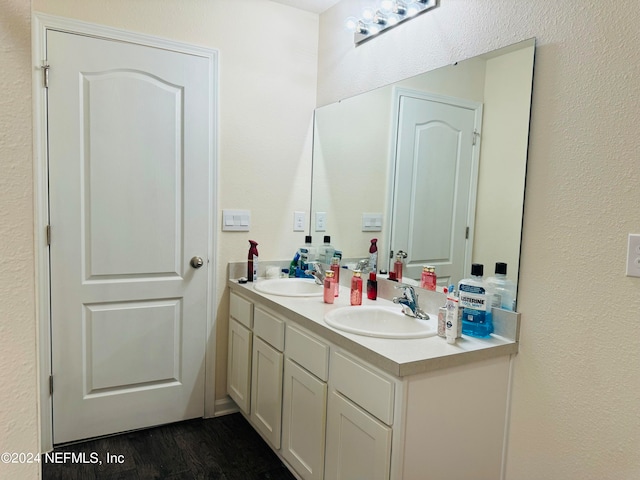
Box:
324 306 437 339
254 278 323 297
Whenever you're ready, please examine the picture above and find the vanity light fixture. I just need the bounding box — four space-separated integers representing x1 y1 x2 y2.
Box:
346 0 438 45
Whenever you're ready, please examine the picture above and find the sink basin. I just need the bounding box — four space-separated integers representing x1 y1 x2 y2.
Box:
254 278 323 297
324 306 437 339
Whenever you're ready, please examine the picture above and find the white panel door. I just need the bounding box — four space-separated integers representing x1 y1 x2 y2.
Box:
282 357 327 480
391 93 480 285
48 30 212 443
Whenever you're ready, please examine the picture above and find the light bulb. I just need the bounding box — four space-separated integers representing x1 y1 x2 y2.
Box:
368 24 381 35
387 15 399 26
407 5 420 16
345 16 359 32
380 0 394 13
373 11 387 25
362 7 375 23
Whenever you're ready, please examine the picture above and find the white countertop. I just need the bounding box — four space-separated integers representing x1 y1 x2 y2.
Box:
228 278 519 377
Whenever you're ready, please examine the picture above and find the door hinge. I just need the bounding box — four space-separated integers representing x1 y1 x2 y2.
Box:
41 61 50 88
49 375 53 395
465 226 470 239
46 225 51 245
472 129 480 145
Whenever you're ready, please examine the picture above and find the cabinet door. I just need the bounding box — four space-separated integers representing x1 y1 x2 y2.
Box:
325 390 392 480
250 336 283 449
227 318 252 414
282 358 327 480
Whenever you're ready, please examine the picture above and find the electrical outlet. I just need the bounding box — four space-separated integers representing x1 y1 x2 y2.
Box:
316 212 327 232
293 211 306 232
626 234 640 277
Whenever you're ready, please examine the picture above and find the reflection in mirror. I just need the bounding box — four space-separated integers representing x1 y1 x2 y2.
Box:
311 38 535 304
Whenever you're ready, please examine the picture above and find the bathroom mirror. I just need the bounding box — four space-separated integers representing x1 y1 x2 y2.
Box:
310 38 535 297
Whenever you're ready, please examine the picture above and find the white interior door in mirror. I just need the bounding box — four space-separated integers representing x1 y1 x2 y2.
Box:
48 30 212 444
390 91 482 284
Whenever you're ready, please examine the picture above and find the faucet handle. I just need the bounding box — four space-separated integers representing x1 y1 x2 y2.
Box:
394 283 416 298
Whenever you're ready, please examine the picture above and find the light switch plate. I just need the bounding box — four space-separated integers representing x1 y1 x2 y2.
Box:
362 213 383 232
626 233 640 277
222 209 250 231
316 212 327 232
293 211 306 232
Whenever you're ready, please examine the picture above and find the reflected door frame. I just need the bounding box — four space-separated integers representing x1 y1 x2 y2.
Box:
32 13 219 451
385 87 483 281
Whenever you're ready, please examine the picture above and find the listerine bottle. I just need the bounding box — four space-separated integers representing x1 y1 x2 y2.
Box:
458 263 494 337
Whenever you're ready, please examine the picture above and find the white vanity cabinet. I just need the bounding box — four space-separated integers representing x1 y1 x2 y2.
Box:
250 305 285 449
282 324 329 480
227 284 517 480
227 292 253 414
325 349 394 480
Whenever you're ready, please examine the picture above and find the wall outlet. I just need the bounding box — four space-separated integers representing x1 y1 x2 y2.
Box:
293 211 306 232
626 234 640 277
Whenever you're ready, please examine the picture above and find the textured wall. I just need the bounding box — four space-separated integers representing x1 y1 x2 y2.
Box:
0 0 39 479
318 1 640 478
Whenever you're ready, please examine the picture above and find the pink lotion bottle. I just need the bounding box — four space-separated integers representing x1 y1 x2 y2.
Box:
330 257 341 297
324 270 336 304
421 265 437 291
394 251 406 283
350 271 363 306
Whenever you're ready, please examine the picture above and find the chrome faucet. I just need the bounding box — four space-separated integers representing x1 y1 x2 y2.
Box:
355 258 371 273
393 284 429 320
307 262 326 285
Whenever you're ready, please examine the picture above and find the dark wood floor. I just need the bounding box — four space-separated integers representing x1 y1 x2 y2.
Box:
42 413 297 479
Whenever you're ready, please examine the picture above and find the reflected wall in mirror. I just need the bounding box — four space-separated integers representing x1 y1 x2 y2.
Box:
311 38 535 302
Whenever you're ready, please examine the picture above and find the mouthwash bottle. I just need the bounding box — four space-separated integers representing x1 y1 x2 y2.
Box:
458 263 494 338
486 262 517 311
317 235 335 265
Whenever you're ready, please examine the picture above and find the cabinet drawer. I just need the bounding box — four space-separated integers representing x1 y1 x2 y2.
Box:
254 306 285 351
230 292 253 329
330 350 395 425
286 325 329 381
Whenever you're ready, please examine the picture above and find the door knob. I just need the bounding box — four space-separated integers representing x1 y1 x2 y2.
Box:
190 256 204 269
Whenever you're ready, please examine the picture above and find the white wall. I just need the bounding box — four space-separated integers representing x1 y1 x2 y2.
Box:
3 0 639 479
0 2 39 479
318 1 640 478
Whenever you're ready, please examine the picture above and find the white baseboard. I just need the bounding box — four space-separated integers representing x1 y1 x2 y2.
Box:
210 396 238 417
